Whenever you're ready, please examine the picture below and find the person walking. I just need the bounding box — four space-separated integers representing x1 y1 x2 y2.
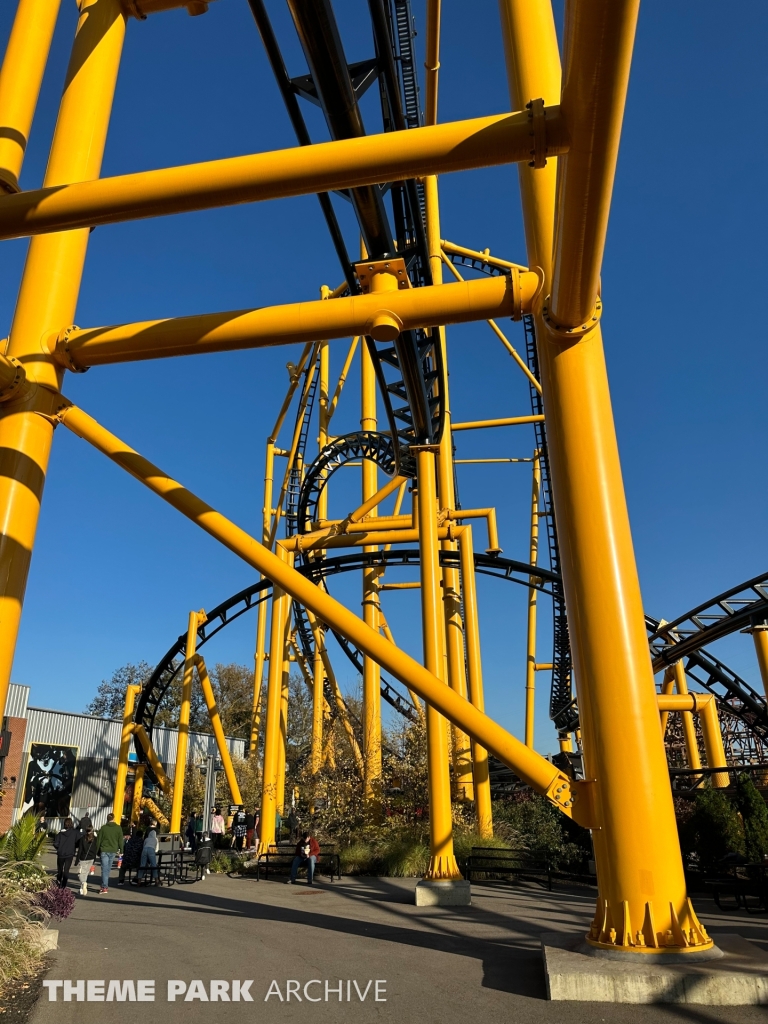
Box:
245 807 255 850
185 812 197 852
231 806 247 851
95 812 125 894
117 827 144 886
133 822 159 885
76 809 93 837
252 808 261 850
287 807 299 843
210 806 225 846
53 818 78 888
74 826 99 895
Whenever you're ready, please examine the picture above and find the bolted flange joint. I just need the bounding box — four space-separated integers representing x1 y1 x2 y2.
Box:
542 296 602 339
52 326 89 374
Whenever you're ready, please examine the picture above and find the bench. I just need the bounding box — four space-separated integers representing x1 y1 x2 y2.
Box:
255 844 341 882
704 866 767 913
465 847 552 890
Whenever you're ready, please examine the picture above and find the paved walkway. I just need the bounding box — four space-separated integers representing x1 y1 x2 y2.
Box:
31 863 768 1023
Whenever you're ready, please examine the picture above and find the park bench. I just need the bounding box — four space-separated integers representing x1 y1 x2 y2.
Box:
255 843 341 882
704 864 767 913
465 847 553 890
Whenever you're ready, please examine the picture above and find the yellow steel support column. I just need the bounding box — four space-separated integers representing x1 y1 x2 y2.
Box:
113 683 141 820
501 0 711 953
672 661 702 772
458 527 493 837
658 694 728 789
258 547 291 852
195 655 243 806
131 765 145 824
250 346 313 755
525 451 541 748
659 667 675 736
425 174 473 801
361 339 382 809
750 626 768 702
417 449 461 879
170 611 203 834
0 0 63 194
275 615 291 817
0 0 125 726
311 640 325 777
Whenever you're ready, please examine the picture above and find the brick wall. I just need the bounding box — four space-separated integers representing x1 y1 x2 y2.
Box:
0 715 27 833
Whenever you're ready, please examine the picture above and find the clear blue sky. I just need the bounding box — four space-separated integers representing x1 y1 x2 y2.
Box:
1 0 766 752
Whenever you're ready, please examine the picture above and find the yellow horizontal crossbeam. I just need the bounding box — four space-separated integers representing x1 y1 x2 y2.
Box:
452 415 544 431
51 272 540 369
0 106 567 242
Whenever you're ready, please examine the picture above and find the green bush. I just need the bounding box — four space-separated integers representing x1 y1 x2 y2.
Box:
733 773 768 864
492 794 587 868
682 788 745 870
0 865 50 996
0 814 47 863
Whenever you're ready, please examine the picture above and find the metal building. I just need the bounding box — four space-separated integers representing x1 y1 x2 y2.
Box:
0 683 245 832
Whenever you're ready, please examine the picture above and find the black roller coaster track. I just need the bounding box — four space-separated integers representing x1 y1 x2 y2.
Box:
133 549 558 764
248 0 444 476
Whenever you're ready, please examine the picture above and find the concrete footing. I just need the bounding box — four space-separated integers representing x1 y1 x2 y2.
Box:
414 879 471 906
542 931 768 1004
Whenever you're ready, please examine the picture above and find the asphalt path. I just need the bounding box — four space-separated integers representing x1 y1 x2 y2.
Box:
29 861 768 1024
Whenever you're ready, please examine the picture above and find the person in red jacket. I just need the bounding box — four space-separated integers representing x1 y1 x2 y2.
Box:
287 831 320 886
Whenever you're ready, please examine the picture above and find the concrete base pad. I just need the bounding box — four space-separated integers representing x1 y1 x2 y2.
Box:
414 879 471 906
542 931 768 1004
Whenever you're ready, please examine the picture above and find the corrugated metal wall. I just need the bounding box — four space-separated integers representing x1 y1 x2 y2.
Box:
11 705 246 830
4 683 29 719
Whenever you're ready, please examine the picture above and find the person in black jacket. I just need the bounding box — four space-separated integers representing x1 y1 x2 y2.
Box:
117 828 144 886
53 818 78 888
74 826 99 895
77 809 93 837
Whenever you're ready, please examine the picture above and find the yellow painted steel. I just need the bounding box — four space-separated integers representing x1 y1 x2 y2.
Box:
501 0 711 954
113 683 141 820
0 0 125 731
276 637 290 817
659 667 675 737
524 452 540 749
445 508 501 555
750 626 768 702
139 797 169 828
657 693 728 788
439 253 541 394
311 640 324 777
424 0 441 127
131 765 145 824
416 449 462 879
47 395 584 824
425 174 473 802
360 339 383 809
672 660 703 772
250 343 314 756
258 546 290 852
195 655 243 805
0 0 62 194
53 271 541 369
0 108 568 243
458 527 492 837
170 611 203 833
305 608 365 776
452 415 544 431
327 337 359 421
133 724 173 795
